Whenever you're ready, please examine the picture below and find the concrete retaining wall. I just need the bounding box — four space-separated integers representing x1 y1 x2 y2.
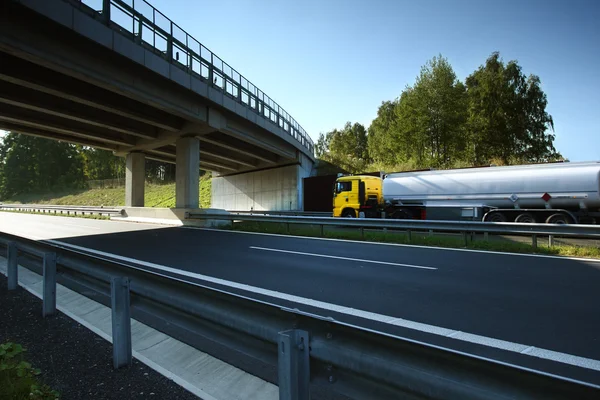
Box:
211 156 312 211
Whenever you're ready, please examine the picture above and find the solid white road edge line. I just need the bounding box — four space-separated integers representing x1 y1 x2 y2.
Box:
249 246 437 270
35 237 600 373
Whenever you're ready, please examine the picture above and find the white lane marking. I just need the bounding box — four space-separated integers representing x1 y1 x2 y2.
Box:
30 238 600 374
189 227 600 263
249 246 437 270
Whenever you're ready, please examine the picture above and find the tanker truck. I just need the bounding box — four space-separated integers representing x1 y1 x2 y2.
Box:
332 162 600 224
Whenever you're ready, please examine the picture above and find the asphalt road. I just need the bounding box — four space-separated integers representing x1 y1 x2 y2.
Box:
1 212 599 386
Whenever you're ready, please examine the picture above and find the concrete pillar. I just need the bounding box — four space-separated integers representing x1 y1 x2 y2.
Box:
125 152 145 207
176 136 200 208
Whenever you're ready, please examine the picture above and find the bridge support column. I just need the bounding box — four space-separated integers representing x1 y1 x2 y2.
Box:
176 136 200 208
125 152 145 207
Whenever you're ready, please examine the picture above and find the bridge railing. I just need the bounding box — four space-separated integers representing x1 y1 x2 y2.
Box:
1 232 598 399
74 0 314 155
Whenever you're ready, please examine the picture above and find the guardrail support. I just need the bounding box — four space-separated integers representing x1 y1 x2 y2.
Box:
320 225 324 237
407 230 412 243
462 231 468 247
278 329 310 400
532 234 538 250
7 242 18 290
111 277 132 369
42 252 57 317
548 235 554 247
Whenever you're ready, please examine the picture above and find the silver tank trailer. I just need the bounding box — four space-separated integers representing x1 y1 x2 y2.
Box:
382 162 600 210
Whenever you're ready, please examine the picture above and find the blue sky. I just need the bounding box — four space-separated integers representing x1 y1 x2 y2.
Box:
4 0 598 161
139 0 599 162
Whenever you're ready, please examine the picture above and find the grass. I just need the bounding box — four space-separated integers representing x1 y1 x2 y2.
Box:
229 221 600 259
1 176 212 208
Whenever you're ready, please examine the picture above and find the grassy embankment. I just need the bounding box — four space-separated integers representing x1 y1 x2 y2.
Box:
1 177 211 208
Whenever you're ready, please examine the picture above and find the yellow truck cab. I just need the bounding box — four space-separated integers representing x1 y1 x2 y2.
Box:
333 175 383 217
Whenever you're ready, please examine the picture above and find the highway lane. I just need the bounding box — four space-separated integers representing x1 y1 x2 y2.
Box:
1 212 600 384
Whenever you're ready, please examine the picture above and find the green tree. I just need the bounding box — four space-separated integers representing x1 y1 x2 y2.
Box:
317 122 369 173
465 52 559 164
367 100 399 166
81 148 125 180
393 55 468 168
0 133 86 198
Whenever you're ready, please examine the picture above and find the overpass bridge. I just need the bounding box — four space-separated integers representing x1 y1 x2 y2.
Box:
0 0 315 211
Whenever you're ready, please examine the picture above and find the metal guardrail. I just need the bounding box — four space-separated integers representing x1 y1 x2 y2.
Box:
1 232 598 399
0 204 122 216
69 0 314 155
189 212 600 248
230 210 332 217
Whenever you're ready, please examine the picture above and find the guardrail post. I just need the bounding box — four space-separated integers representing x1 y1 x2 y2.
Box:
7 242 18 291
320 225 324 237
286 222 290 234
462 231 468 247
532 234 538 251
278 329 309 400
484 232 489 241
407 230 412 243
111 277 132 369
548 235 554 247
42 252 57 317
428 229 433 237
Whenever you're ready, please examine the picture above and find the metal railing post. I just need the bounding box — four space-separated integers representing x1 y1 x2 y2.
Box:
548 235 554 247
532 234 538 250
102 0 111 24
320 224 324 237
42 252 57 317
407 230 412 243
278 329 310 400
462 231 468 247
360 227 364 240
484 232 489 241
111 277 132 369
7 242 18 290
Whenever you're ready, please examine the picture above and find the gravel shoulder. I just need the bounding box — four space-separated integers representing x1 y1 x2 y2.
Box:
0 278 200 400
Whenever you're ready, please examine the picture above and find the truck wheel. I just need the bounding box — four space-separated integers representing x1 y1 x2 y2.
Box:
341 209 356 218
545 213 570 224
486 213 507 222
515 213 535 223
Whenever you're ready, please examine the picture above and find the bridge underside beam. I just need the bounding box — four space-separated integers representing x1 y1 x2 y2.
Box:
0 81 158 140
0 105 136 147
0 122 119 152
0 53 185 132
